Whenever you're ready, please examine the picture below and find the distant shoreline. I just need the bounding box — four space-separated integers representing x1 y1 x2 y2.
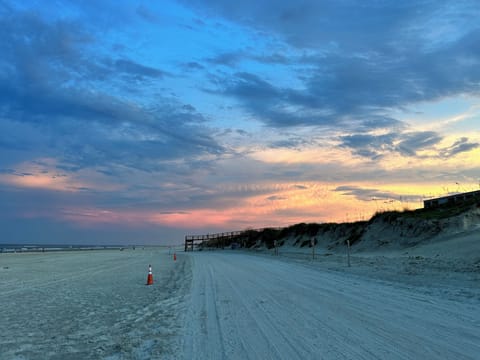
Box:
0 244 128 253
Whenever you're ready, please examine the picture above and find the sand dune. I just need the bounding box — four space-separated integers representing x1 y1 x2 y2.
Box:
1 213 479 359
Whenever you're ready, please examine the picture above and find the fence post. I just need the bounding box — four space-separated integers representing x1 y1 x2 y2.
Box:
347 240 351 267
311 237 316 260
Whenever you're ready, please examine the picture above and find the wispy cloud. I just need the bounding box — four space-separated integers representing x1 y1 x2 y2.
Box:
1 0 479 243
333 185 422 203
195 0 480 139
114 59 167 79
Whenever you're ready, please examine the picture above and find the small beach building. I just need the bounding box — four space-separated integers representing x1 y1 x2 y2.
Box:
423 190 480 209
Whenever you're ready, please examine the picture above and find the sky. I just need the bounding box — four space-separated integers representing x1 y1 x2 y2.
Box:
1 0 479 245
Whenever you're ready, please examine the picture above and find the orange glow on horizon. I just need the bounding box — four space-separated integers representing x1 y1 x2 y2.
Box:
43 178 480 231
0 158 122 192
7 148 480 232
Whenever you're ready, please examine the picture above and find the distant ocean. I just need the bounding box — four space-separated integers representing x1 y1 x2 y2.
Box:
0 244 126 253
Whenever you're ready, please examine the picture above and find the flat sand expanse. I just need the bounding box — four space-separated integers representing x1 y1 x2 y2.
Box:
0 248 190 359
1 235 479 359
183 251 480 360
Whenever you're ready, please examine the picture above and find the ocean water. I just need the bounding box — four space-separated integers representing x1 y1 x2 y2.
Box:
0 243 126 253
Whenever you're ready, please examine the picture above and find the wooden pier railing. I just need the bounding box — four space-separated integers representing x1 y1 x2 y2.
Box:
184 231 243 251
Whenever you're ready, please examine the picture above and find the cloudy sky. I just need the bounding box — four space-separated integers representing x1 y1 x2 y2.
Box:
1 0 479 245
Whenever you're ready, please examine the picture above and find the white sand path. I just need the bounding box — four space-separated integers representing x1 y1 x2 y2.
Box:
1 248 479 359
181 251 480 360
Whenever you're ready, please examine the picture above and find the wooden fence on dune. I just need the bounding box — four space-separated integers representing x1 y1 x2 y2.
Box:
184 231 243 251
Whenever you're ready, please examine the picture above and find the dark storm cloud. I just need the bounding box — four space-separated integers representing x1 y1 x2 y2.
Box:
222 72 279 101
114 59 166 79
267 195 287 201
212 69 400 129
440 137 480 158
339 131 478 160
136 4 160 24
214 29 480 129
215 72 344 128
206 51 244 67
305 28 480 113
339 133 397 159
193 0 480 141
252 53 290 65
206 51 291 68
268 138 308 149
182 61 205 71
182 1 478 51
293 185 308 190
45 99 226 173
396 132 443 157
0 5 226 176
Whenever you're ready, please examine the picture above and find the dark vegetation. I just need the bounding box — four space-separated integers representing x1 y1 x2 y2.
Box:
197 198 480 250
370 196 480 222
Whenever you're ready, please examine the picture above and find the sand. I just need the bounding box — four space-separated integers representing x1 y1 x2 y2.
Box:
1 228 479 359
0 248 190 359
270 228 480 302
182 251 480 359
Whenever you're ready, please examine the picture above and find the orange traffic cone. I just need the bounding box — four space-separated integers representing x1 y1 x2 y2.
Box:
146 264 153 285
173 253 177 261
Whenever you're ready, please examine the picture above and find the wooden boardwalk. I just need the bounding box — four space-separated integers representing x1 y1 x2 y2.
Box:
184 231 243 251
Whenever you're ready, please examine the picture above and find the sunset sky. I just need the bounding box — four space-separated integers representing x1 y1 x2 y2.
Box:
1 0 479 245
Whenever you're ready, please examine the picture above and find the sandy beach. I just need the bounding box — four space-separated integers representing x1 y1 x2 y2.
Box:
0 249 191 359
1 230 479 359
270 226 480 302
